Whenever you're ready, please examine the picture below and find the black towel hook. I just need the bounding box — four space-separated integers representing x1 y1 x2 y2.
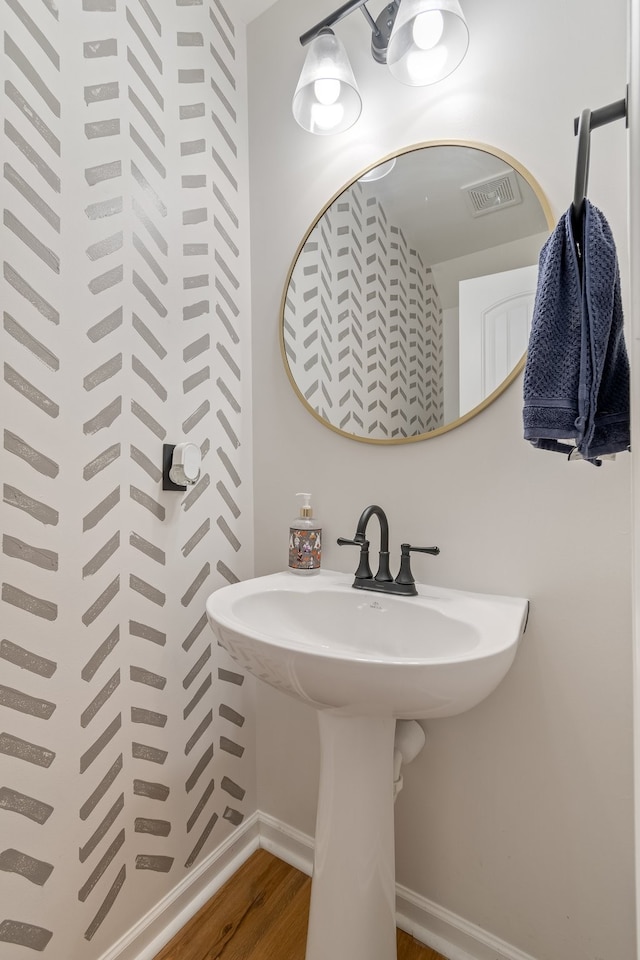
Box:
572 88 629 215
573 108 592 213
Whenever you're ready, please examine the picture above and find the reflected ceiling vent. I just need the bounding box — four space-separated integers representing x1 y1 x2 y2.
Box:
462 170 522 217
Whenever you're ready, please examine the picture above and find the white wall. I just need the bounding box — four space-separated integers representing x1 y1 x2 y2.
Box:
0 3 255 957
247 1 635 958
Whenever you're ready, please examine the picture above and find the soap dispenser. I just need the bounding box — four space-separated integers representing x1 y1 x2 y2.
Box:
288 492 321 575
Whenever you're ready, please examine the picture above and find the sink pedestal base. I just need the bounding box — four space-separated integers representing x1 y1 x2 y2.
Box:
305 712 397 960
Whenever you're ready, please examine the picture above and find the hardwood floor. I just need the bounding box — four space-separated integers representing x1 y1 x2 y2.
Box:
154 849 447 960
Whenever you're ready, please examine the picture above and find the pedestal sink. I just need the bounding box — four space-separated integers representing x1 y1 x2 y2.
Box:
205 569 528 960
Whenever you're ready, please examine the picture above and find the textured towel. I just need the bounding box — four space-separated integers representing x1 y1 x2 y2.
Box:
523 199 630 463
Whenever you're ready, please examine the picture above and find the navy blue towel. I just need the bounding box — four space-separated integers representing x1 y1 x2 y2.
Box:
523 199 630 463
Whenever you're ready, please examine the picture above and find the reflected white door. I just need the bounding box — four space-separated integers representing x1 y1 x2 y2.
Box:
458 264 538 415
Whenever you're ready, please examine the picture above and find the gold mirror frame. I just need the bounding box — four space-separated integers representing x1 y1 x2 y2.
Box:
280 141 554 445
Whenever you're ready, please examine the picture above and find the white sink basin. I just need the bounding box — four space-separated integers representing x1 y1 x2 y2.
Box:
205 568 528 718
206 567 529 960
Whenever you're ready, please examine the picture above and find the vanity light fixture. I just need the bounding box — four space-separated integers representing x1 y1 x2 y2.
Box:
292 27 363 135
293 0 469 135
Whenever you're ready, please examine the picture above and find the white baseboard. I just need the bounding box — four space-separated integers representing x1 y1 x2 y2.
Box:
257 811 314 877
97 812 261 960
102 810 538 960
395 883 538 960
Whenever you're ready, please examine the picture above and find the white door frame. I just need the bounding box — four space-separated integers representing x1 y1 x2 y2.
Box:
630 0 640 952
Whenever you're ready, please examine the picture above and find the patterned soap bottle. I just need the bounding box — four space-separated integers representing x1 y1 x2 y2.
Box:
288 492 321 575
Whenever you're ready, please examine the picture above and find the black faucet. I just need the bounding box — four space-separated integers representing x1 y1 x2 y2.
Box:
337 504 440 597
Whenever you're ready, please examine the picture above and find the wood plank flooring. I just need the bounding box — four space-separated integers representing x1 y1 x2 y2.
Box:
154 848 447 960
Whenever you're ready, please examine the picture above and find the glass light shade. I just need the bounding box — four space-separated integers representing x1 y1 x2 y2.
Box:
359 158 397 182
386 0 469 86
292 30 362 135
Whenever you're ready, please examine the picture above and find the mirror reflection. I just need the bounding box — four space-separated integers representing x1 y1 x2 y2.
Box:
281 142 553 443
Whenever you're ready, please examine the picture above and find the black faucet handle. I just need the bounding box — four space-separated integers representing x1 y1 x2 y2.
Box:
337 536 372 580
336 535 366 547
395 542 440 586
404 543 440 556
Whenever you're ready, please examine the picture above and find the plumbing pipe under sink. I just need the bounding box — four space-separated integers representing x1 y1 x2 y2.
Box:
393 719 426 800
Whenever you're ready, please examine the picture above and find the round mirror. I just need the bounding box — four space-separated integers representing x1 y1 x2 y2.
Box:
280 141 554 443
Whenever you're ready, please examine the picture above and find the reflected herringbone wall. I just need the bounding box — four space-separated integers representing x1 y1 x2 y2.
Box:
0 2 254 957
284 183 444 439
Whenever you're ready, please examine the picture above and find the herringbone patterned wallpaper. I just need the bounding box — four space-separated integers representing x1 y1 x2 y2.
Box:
284 183 444 439
0 1 253 956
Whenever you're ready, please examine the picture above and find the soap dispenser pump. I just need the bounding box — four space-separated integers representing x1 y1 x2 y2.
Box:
288 492 321 575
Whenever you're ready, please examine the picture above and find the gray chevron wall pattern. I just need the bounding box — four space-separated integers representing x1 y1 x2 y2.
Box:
284 183 444 439
0 1 254 957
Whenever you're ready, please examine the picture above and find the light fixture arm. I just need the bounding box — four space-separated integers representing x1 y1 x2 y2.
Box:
300 0 372 46
358 3 380 35
299 0 401 64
